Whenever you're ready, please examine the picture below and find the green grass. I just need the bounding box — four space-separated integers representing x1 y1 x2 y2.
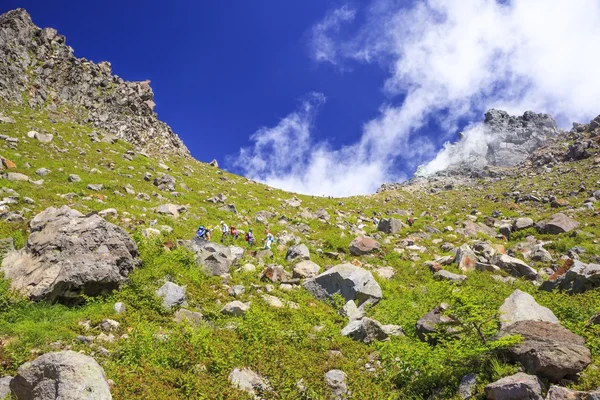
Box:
2 103 600 398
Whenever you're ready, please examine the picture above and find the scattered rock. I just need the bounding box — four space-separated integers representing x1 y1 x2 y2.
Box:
377 218 403 234
498 289 558 329
324 369 348 400
416 303 456 343
484 372 544 400
174 309 204 326
286 244 310 261
536 213 580 235
457 373 477 400
221 301 249 316
513 217 534 231
456 244 477 272
540 260 600 294
9 351 112 400
303 263 382 307
114 302 126 314
349 236 380 256
156 282 186 309
545 385 600 399
228 368 271 398
494 254 538 281
68 174 81 182
292 260 320 278
434 269 467 283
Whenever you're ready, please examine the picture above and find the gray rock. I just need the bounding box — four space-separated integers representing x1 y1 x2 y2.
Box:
255 210 275 224
314 208 330 221
114 302 126 314
0 376 12 399
174 309 204 326
324 370 348 400
286 243 310 261
207 193 227 204
456 244 477 272
341 317 389 343
340 300 364 321
1 206 139 302
221 301 249 316
156 203 184 218
536 213 580 235
499 320 591 382
493 254 538 281
349 236 380 256
484 372 543 400
458 373 477 400
87 183 103 191
5 172 29 181
545 385 600 400
529 244 553 263
498 289 558 329
153 174 176 191
156 282 186 309
260 265 289 282
228 368 271 398
303 263 382 307
540 260 600 294
228 285 246 297
416 303 456 343
292 260 320 278
35 168 51 177
10 350 112 400
434 270 467 283
33 132 54 144
513 217 534 231
377 218 403 234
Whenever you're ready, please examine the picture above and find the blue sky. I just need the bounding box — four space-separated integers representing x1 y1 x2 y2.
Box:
4 1 600 196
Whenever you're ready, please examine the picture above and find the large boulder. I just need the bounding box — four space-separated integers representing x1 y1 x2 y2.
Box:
303 263 382 307
499 320 591 382
10 351 112 399
513 217 534 231
349 236 380 256
540 260 600 294
484 372 544 400
1 206 139 303
377 218 403 234
493 254 538 281
536 213 580 235
499 289 558 329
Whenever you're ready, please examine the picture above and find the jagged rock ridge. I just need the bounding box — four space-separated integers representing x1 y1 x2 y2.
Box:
0 8 190 157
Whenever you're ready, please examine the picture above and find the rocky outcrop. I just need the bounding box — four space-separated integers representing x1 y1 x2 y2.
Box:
540 260 600 294
303 263 382 307
9 351 112 399
499 320 591 382
1 206 139 303
0 9 189 157
546 385 600 399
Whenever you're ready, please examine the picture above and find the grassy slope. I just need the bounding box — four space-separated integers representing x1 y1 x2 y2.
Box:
1 104 600 399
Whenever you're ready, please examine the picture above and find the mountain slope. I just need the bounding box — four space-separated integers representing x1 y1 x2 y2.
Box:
1 7 600 400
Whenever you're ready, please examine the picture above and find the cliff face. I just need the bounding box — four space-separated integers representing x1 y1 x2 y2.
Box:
0 8 190 157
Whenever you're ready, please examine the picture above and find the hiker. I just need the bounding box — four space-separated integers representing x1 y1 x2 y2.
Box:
374 217 380 226
220 221 229 243
231 226 239 240
407 217 414 227
195 225 207 240
206 225 213 241
245 228 255 247
264 230 274 250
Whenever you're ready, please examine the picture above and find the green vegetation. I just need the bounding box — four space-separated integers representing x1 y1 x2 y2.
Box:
1 104 600 398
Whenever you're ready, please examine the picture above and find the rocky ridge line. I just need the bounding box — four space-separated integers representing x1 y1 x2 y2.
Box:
0 8 190 158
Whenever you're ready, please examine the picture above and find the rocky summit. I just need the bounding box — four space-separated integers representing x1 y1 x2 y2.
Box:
2 7 600 400
0 9 189 158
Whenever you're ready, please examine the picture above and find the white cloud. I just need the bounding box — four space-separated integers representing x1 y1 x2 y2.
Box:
309 5 356 65
233 0 600 195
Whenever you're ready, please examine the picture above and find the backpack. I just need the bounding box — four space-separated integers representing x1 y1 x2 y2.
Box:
245 232 249 241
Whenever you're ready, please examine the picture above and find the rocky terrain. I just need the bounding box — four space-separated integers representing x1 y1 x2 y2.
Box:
2 7 600 400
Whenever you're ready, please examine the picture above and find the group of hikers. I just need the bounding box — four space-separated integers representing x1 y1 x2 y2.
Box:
195 221 275 249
